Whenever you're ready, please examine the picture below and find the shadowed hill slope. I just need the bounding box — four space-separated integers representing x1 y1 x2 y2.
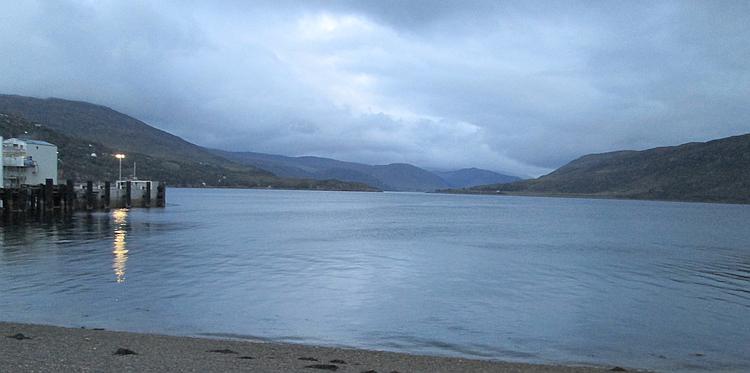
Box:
0 94 229 166
461 134 750 203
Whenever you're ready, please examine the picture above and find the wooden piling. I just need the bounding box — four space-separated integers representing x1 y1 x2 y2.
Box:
103 181 111 211
35 187 42 214
2 189 11 222
30 187 38 213
156 182 166 207
125 181 132 208
2 189 12 215
143 181 151 208
66 180 75 213
86 181 94 211
53 184 61 211
28 188 34 211
45 179 54 211
0 189 8 214
19 188 28 212
13 189 20 213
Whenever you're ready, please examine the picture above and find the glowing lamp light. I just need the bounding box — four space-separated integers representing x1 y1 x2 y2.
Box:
115 153 126 180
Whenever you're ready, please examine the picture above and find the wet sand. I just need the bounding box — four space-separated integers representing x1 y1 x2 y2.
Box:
1 322 629 372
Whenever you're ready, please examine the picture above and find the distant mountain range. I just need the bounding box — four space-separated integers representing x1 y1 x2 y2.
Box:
0 94 519 191
454 133 750 204
211 150 520 191
432 168 521 189
5 93 749 203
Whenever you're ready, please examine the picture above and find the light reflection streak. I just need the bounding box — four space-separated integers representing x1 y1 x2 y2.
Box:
112 209 129 283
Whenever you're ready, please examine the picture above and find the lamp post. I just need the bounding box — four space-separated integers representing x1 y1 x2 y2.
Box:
115 154 126 181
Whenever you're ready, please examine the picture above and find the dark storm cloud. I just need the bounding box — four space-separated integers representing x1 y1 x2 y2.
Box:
0 1 748 176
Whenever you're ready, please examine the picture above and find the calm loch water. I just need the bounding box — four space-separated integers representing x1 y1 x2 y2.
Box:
1 189 749 372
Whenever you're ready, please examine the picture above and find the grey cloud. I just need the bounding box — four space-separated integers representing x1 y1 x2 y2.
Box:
0 0 748 177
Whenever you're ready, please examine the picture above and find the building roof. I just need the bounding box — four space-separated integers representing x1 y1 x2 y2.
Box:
24 139 56 146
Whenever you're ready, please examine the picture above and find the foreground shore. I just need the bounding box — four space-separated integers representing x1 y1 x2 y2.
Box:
0 322 627 372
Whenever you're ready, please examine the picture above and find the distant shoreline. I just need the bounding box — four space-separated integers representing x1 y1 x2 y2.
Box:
433 189 750 206
167 184 382 192
0 322 621 373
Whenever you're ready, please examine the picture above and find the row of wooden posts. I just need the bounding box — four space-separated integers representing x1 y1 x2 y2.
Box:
0 179 165 216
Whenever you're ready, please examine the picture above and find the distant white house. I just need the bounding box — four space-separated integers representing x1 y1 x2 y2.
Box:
2 138 58 188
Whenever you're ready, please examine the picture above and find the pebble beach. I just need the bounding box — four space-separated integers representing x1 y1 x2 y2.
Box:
0 322 626 373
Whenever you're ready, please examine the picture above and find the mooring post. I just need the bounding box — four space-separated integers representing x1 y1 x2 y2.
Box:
143 181 151 208
86 181 94 211
103 181 111 210
125 181 132 208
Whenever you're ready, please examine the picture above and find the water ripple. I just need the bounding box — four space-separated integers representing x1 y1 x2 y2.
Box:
1 189 750 372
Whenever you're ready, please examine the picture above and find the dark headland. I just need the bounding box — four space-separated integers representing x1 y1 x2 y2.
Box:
440 133 750 204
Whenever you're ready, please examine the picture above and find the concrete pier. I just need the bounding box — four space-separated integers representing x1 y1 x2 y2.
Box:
0 179 166 220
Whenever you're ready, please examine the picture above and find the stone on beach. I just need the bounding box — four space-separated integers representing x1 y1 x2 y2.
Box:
6 333 31 340
113 348 137 356
208 348 238 354
305 364 339 371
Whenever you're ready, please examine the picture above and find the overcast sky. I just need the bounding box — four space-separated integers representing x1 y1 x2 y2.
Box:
1 1 748 176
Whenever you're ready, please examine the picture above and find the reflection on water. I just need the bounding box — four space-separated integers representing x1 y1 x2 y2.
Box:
112 209 129 284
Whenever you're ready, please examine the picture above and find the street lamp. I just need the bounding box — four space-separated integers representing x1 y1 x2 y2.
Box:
115 154 126 181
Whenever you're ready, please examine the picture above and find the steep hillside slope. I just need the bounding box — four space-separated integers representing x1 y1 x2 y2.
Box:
0 113 271 185
464 134 750 203
0 94 245 167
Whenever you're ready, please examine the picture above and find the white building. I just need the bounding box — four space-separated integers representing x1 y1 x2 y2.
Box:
2 138 58 187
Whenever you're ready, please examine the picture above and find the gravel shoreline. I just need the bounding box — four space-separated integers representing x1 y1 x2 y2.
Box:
1 322 627 372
